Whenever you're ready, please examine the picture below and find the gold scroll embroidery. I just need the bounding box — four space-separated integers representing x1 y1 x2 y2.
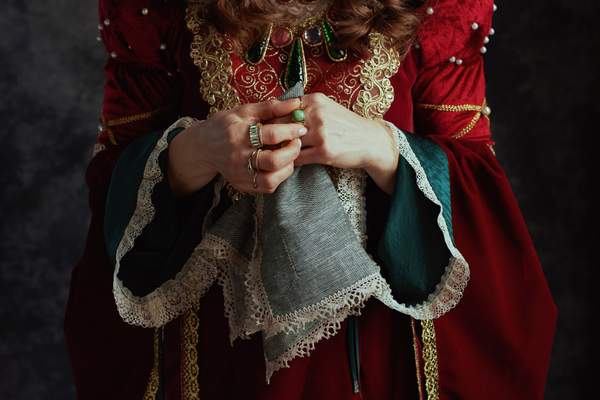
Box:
353 33 400 120
142 327 161 400
183 300 201 400
415 99 491 139
186 6 240 116
421 319 440 400
98 102 180 145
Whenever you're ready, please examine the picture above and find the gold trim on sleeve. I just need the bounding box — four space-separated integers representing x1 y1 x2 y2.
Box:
411 318 425 400
421 319 440 400
183 300 201 400
142 327 161 400
415 99 490 139
98 102 180 145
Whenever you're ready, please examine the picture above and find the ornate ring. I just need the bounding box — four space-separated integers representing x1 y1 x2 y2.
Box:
252 171 259 189
249 123 263 148
292 98 305 124
247 150 258 173
255 149 262 172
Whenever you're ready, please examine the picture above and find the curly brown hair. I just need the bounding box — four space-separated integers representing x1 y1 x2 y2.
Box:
190 0 429 59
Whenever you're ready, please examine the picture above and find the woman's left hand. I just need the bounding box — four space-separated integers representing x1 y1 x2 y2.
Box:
269 93 400 195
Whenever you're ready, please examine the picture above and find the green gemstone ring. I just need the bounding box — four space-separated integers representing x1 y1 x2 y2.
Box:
292 109 306 124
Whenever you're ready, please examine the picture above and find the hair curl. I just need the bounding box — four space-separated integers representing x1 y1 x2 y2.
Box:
191 0 430 59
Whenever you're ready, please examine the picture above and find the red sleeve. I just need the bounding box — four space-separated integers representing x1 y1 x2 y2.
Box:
95 0 188 149
405 1 557 398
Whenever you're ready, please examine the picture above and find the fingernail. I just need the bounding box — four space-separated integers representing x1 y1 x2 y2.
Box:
297 138 302 148
299 127 307 136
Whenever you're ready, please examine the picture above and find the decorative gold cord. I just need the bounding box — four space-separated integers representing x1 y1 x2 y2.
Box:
421 319 440 400
184 300 200 400
97 102 180 145
411 318 425 400
353 33 400 120
415 99 490 139
142 327 161 400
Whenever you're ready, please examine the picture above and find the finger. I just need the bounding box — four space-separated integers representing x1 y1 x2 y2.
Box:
294 145 329 167
257 138 302 171
236 162 296 194
250 98 301 122
260 124 307 146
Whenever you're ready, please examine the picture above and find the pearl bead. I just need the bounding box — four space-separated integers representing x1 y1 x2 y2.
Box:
449 56 456 63
480 46 487 54
427 7 434 15
96 35 102 41
98 124 104 132
104 19 110 26
472 22 479 30
128 45 131 49
493 4 498 11
489 28 495 35
142 8 149 15
482 106 491 116
456 59 463 66
97 24 103 30
484 36 490 44
167 72 173 76
111 52 117 58
414 43 420 49
160 43 167 50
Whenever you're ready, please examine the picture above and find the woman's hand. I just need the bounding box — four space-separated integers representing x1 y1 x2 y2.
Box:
270 93 400 195
168 98 307 198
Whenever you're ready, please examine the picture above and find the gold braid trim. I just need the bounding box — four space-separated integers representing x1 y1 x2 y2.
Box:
353 33 400 120
184 300 200 400
421 319 440 400
411 318 425 400
98 102 180 145
415 99 490 139
142 327 161 400
186 6 240 116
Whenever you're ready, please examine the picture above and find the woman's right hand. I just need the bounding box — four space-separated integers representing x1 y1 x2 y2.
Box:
167 98 305 198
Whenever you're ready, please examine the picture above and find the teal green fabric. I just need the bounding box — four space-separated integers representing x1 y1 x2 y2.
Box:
378 132 453 306
104 128 215 297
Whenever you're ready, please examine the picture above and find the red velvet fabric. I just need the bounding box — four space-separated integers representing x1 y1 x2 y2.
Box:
65 0 556 398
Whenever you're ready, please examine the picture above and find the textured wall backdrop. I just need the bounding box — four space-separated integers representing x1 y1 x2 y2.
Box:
0 0 597 399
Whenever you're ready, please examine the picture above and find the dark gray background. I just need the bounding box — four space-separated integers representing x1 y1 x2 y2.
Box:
0 0 597 398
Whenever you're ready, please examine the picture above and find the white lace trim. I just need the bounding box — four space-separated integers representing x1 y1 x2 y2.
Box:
335 168 369 248
112 117 222 327
373 121 470 320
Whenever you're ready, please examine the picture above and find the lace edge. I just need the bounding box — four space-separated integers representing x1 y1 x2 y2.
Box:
382 121 470 318
376 256 469 320
112 117 224 328
263 274 389 382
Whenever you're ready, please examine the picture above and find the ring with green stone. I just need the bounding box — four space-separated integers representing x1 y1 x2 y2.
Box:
292 108 306 124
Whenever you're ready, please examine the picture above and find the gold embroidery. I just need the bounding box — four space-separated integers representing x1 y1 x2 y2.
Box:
184 300 200 400
411 318 425 400
187 6 241 115
487 143 496 157
415 99 491 139
98 103 179 145
421 319 440 400
353 33 400 120
142 327 160 400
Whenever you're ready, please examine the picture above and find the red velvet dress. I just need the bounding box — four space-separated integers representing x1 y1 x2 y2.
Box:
64 0 557 398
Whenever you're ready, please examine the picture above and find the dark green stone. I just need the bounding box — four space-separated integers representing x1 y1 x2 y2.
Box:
246 24 270 64
285 38 305 89
321 20 346 61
